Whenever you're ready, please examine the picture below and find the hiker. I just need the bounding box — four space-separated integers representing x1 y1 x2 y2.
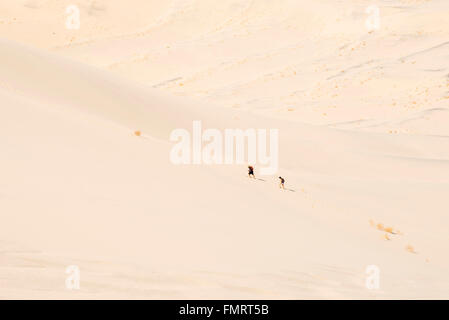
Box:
279 176 285 189
248 166 255 178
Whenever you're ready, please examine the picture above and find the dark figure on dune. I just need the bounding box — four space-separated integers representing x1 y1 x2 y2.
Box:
248 166 255 179
279 176 285 189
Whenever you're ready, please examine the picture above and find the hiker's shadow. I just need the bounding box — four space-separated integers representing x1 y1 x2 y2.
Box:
256 178 266 182
285 188 296 192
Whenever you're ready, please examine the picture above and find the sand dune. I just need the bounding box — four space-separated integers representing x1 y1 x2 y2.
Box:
0 0 448 299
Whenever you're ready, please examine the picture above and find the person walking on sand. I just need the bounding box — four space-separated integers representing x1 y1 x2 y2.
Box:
279 176 285 189
248 166 255 179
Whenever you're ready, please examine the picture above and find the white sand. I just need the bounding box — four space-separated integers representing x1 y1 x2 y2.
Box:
0 0 448 299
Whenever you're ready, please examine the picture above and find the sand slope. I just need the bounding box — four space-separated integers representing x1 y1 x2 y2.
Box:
0 1 448 299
